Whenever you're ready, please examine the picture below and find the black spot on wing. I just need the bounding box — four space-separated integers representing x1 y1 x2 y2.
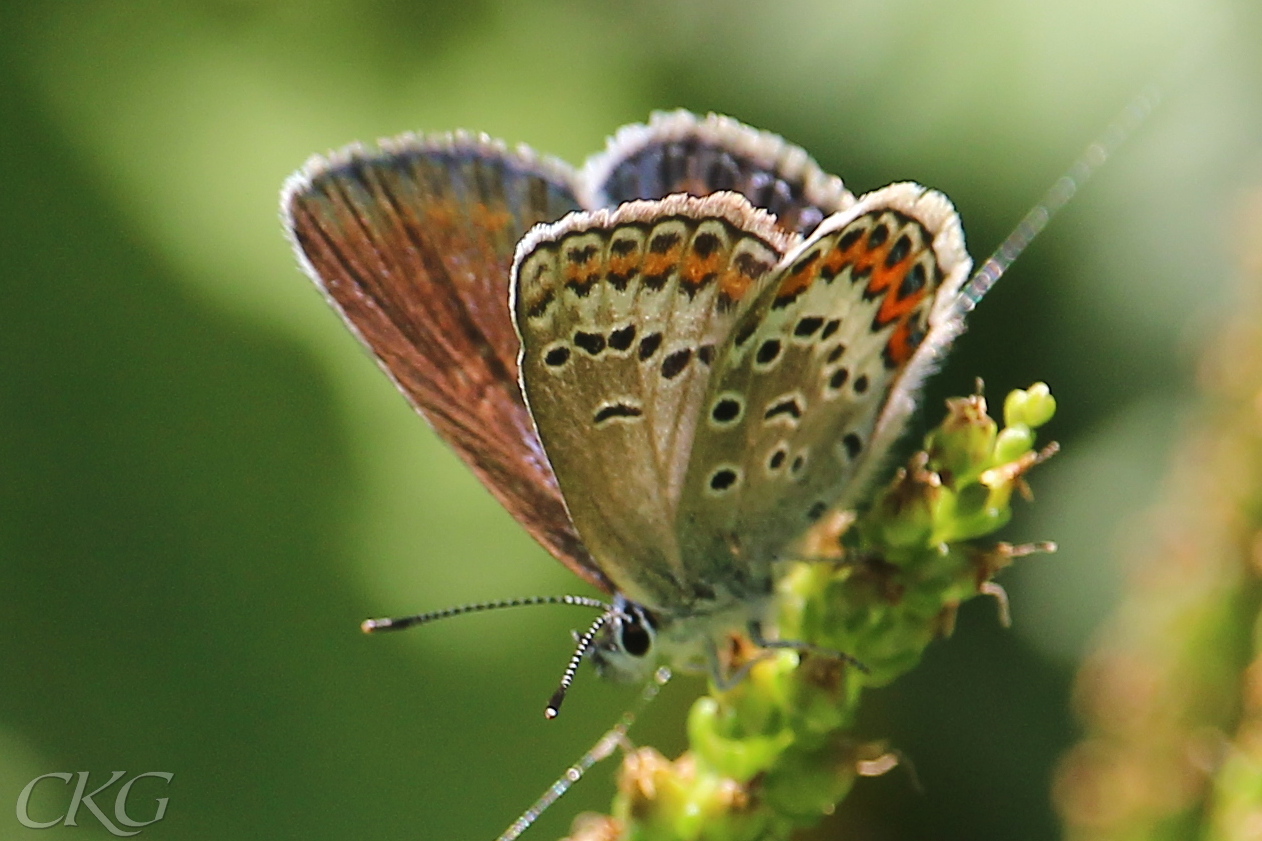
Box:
606 269 637 291
526 289 555 319
692 231 721 258
609 324 637 351
709 468 739 491
838 227 864 251
565 278 594 297
660 348 692 379
711 397 742 423
763 398 802 421
902 262 927 298
734 252 773 281
574 331 605 355
868 223 889 249
734 319 759 348
643 270 671 291
791 251 820 276
885 234 912 267
638 332 663 361
794 316 824 338
567 244 599 265
593 402 644 424
843 433 862 458
650 231 682 253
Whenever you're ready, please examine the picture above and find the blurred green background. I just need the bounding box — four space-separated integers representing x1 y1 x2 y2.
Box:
2 1 1260 839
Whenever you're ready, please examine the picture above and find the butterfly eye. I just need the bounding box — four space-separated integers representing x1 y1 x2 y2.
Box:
619 616 652 657
616 604 658 659
587 602 659 687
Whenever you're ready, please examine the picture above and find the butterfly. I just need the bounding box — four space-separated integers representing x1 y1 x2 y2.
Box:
281 111 973 715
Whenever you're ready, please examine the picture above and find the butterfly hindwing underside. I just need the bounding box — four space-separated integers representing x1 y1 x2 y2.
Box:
676 184 972 573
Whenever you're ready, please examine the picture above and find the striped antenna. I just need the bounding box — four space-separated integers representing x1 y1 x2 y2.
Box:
360 594 609 633
498 667 673 841
544 610 613 720
956 85 1163 316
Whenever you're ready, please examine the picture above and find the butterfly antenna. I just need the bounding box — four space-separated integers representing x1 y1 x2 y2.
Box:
956 84 1163 316
360 595 610 633
499 667 672 841
544 610 615 720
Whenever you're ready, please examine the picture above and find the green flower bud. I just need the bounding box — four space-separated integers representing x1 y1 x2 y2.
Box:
926 394 998 483
1004 382 1057 429
689 697 795 783
937 480 1013 543
863 464 941 551
992 424 1036 466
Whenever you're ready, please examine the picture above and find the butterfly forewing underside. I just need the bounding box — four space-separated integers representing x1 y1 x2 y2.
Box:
512 193 793 609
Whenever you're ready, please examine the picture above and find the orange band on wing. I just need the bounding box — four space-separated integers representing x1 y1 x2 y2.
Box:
769 212 939 367
774 251 823 304
562 241 601 290
866 258 924 329
642 241 684 287
680 251 724 292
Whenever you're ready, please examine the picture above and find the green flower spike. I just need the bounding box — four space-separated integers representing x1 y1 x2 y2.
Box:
564 384 1059 841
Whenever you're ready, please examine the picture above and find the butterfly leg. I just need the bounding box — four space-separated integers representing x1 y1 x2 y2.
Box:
746 621 870 674
705 636 778 692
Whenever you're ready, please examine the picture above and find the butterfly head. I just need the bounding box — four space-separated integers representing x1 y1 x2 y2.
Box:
587 596 662 685
585 589 778 688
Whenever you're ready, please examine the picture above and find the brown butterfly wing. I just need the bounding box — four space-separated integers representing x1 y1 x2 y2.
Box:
282 133 611 592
